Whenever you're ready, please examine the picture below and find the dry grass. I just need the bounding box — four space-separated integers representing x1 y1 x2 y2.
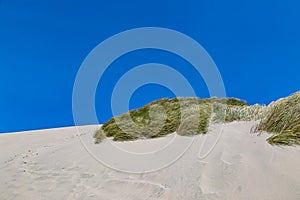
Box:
212 103 267 123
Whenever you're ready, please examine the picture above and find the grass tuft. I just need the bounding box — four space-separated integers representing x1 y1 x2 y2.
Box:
256 92 300 145
94 129 106 144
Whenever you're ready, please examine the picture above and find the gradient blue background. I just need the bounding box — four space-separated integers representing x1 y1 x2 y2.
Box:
1 0 299 133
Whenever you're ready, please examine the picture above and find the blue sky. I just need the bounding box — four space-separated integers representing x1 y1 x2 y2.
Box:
0 0 299 133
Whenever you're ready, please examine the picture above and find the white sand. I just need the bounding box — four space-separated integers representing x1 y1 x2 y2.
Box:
1 122 300 199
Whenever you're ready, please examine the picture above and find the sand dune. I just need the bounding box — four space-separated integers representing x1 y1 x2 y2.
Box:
1 122 300 199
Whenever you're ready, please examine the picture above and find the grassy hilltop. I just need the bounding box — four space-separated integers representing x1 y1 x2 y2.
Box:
95 92 300 145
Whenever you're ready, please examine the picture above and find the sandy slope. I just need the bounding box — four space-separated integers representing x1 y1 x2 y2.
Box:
0 122 299 200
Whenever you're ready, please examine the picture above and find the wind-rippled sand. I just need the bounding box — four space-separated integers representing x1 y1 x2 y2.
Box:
1 122 299 199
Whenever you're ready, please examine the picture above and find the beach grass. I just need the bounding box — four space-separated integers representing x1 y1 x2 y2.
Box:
256 92 300 145
95 92 300 145
95 97 250 142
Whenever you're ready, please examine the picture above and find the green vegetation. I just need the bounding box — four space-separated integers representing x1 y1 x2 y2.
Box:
94 129 106 144
95 97 249 142
267 132 300 145
256 92 300 145
224 98 249 106
94 92 300 145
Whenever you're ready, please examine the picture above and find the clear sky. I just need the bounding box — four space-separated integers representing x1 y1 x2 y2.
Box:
0 0 299 133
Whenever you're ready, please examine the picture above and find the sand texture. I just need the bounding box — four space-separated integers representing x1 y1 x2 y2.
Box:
1 122 299 199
